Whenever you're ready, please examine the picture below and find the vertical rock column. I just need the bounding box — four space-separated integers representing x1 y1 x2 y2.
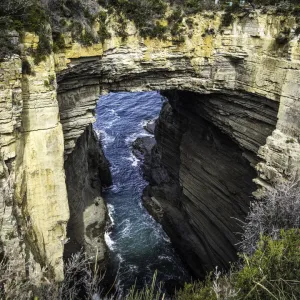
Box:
64 125 112 265
255 60 300 191
13 34 69 280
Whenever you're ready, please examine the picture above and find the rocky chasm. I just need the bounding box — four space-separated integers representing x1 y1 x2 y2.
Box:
1 11 300 281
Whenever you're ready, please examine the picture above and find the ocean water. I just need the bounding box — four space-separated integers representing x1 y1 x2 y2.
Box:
93 92 190 297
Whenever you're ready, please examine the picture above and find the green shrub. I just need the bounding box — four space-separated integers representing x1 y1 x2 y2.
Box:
220 0 242 27
80 30 97 46
116 16 128 41
235 229 300 299
167 8 185 42
295 26 300 35
176 276 217 300
293 5 300 16
183 0 203 13
107 0 168 39
34 33 52 64
98 11 111 43
69 21 84 40
178 229 300 300
52 33 66 53
126 271 165 300
151 22 168 39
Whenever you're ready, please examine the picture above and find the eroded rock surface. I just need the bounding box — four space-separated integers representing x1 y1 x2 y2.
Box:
64 124 112 264
1 11 300 280
142 90 278 277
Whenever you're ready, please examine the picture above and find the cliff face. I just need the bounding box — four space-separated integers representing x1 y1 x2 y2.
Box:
64 124 111 264
142 89 278 277
0 45 69 280
1 11 300 279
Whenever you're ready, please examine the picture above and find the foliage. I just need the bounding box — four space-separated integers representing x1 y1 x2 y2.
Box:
0 0 32 58
98 11 111 43
241 181 300 255
0 249 106 299
52 33 66 53
126 271 165 300
220 0 242 27
80 30 97 46
235 229 300 299
34 33 52 64
107 0 168 38
177 229 300 300
176 275 217 300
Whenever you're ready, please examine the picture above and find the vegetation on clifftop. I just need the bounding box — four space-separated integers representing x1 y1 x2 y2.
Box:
2 0 300 63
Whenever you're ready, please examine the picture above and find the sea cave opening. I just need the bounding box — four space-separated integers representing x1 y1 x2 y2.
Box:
62 87 279 297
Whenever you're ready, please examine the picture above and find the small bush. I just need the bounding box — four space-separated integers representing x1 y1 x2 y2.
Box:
34 33 52 64
1 249 106 299
176 275 217 300
235 229 300 299
275 27 291 45
220 0 241 27
241 181 300 255
80 30 97 46
178 229 300 300
183 0 203 13
98 11 111 43
293 5 300 16
52 33 66 53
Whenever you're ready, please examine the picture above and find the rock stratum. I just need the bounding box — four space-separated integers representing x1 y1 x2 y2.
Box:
1 11 300 280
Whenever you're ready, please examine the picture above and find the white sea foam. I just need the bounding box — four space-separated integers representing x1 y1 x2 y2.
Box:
111 183 121 193
99 109 120 129
125 131 152 145
93 128 101 139
139 119 149 128
104 231 116 250
103 132 115 144
117 253 124 263
124 153 140 167
95 130 115 149
128 265 138 272
107 204 115 226
163 235 171 243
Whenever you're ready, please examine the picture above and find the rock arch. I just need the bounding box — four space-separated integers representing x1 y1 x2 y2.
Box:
2 12 300 280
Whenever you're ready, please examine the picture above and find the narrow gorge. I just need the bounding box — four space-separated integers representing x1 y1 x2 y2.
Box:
1 8 300 293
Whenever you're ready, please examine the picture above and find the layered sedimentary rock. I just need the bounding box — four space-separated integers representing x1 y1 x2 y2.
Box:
1 10 300 280
64 124 112 264
0 34 70 280
56 12 300 192
142 90 278 277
